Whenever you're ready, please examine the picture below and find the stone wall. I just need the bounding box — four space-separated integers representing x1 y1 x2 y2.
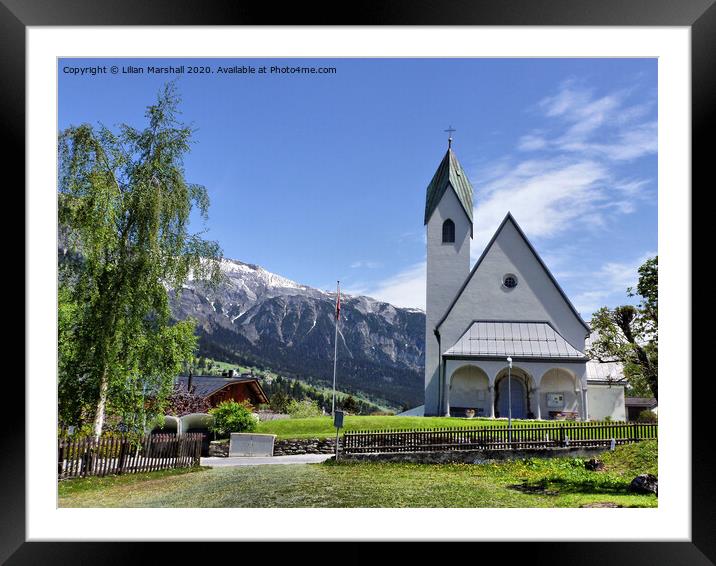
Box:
209 437 342 457
340 446 610 464
208 440 229 457
274 438 341 456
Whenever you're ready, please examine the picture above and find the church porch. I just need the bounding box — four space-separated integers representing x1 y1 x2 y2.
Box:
443 358 588 421
441 321 589 420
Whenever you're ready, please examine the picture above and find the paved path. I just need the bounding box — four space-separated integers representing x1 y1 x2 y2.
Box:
201 454 334 467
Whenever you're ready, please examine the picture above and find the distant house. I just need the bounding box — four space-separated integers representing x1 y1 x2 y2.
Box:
625 397 658 421
176 372 269 408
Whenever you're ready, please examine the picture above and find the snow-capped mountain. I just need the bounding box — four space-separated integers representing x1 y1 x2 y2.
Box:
170 258 425 408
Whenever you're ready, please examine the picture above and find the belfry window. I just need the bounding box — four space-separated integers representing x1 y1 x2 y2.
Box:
442 219 455 243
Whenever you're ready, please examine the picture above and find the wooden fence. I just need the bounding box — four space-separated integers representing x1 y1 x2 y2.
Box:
57 433 204 480
343 421 657 454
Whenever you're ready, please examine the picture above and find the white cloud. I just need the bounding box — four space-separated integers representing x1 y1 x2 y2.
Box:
351 262 426 310
468 80 655 257
472 158 610 254
571 251 657 317
517 134 547 151
527 80 657 162
572 290 611 318
349 260 382 269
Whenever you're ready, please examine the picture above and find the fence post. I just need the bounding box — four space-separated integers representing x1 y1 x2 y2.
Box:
117 439 127 475
57 439 64 477
559 424 565 447
195 434 202 465
80 441 91 476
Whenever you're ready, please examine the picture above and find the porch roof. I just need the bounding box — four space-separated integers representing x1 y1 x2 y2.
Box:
444 321 587 360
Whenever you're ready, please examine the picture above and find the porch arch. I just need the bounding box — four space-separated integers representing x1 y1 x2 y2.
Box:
493 366 537 420
447 364 490 418
538 367 582 420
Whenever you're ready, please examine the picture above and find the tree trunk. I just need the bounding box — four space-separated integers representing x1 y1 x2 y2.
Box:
92 367 109 440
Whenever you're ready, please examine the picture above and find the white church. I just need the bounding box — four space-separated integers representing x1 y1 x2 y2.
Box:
418 141 626 421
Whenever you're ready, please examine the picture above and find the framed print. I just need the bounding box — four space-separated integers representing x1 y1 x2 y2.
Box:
9 0 709 563
547 393 565 409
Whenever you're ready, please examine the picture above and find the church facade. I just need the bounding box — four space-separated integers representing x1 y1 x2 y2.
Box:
423 144 626 421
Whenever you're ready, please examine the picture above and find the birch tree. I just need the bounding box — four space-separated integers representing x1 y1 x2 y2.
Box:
58 83 222 438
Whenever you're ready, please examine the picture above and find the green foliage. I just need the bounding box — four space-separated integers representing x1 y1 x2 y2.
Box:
257 368 394 414
588 256 658 399
339 395 360 414
269 390 291 413
286 399 323 419
631 256 658 338
636 409 658 423
209 400 258 436
57 82 223 436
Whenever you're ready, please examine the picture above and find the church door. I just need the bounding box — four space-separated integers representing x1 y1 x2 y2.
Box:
497 377 526 419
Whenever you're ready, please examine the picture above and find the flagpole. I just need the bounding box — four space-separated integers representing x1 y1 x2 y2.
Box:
331 280 340 416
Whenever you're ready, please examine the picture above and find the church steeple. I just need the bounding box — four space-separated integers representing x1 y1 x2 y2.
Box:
423 139 474 416
445 125 456 149
423 146 474 236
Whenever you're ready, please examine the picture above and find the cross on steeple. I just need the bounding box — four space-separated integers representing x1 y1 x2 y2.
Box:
444 125 456 149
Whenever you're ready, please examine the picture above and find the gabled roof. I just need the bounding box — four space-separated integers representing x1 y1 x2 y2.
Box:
444 320 587 360
424 148 474 229
436 212 591 334
176 375 269 404
625 397 658 408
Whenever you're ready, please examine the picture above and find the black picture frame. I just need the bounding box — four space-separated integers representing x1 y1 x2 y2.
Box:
8 1 707 563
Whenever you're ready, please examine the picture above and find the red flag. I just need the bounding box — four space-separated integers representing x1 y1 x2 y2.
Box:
335 283 341 320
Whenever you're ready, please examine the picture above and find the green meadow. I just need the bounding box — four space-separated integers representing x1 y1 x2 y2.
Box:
59 440 656 508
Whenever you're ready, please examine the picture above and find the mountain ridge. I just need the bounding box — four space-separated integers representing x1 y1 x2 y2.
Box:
170 257 426 408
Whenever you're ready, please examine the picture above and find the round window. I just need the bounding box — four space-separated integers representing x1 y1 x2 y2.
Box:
503 274 518 289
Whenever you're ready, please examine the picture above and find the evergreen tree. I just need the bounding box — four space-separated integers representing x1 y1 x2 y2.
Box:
340 395 360 414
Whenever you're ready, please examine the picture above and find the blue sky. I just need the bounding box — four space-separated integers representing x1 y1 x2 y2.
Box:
59 58 657 319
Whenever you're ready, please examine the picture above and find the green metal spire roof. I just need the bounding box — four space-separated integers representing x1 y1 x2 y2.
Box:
423 148 474 229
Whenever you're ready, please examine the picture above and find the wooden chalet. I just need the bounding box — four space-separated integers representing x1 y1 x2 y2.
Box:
176 372 269 408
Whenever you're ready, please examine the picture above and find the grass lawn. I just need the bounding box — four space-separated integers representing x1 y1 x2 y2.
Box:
256 415 564 439
58 441 656 508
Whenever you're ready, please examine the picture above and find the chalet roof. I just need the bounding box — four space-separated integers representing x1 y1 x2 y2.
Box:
175 375 268 403
444 320 587 360
424 148 474 229
625 397 658 408
436 213 591 335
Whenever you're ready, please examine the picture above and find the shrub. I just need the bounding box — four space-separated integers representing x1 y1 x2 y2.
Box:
269 390 291 413
208 400 258 436
637 409 658 423
286 399 323 418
